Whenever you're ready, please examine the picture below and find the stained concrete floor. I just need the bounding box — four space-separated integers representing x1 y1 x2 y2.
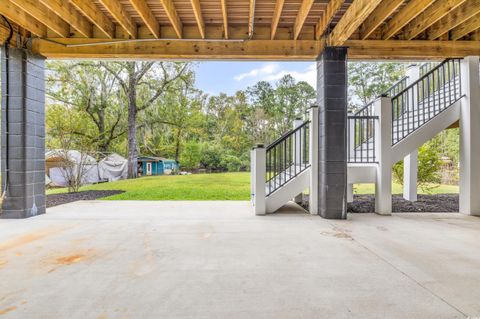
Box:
0 201 479 319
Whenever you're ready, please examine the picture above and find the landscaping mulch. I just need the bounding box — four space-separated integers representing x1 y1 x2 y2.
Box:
302 193 459 213
47 190 125 208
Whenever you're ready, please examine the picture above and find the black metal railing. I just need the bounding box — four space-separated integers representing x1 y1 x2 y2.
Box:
391 58 462 145
419 61 439 77
348 115 378 163
265 121 310 196
352 76 409 117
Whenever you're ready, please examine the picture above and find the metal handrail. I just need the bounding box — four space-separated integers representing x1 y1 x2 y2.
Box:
266 120 310 151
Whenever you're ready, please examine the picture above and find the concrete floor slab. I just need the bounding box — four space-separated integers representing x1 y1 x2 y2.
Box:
0 201 479 318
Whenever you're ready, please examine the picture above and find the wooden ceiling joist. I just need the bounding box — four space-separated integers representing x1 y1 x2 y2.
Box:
426 0 480 40
293 0 315 40
39 0 93 38
10 0 70 37
159 0 183 39
128 0 160 38
360 0 404 40
0 0 47 37
382 0 436 39
249 0 256 38
329 0 383 46
271 0 285 40
190 0 205 39
97 0 137 38
401 0 466 40
220 0 229 39
315 0 345 40
451 11 480 40
70 0 115 39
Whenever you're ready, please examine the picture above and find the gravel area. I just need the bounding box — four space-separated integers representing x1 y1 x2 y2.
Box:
47 190 125 208
302 194 459 213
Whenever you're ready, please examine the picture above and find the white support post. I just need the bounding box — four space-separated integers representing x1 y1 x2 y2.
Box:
251 145 266 215
293 118 304 204
347 184 354 203
374 97 393 215
459 56 480 216
403 64 420 201
309 106 319 215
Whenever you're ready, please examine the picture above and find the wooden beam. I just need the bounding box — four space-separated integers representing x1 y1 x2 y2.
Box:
0 22 17 46
70 0 115 38
401 0 466 40
271 0 285 39
426 0 480 39
346 40 480 59
10 0 69 37
98 0 136 38
382 0 435 39
294 0 315 40
249 0 256 38
128 0 159 38
190 0 205 39
0 0 47 37
451 11 480 40
31 38 325 60
39 0 93 38
360 0 404 39
329 0 383 46
159 0 183 39
315 0 345 40
472 28 480 40
220 0 229 39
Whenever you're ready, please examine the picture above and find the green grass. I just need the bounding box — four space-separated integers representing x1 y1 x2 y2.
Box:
354 183 458 195
47 172 459 200
46 172 251 200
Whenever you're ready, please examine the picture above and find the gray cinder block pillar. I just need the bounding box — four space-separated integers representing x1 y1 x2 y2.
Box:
316 47 347 219
1 47 46 218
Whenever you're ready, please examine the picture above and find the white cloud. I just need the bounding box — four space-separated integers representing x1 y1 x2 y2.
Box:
233 62 316 87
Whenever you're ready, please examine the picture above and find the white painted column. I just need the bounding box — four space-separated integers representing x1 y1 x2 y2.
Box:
346 184 354 203
347 112 354 203
459 56 480 216
403 64 420 201
251 145 266 215
308 106 319 215
293 118 304 204
374 97 393 215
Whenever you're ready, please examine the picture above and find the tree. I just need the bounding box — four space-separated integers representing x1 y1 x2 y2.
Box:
348 62 406 110
46 61 126 153
100 61 189 178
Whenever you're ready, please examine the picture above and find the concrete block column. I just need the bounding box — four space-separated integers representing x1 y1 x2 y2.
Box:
1 48 46 218
316 47 347 219
251 145 266 215
459 56 480 216
403 64 420 201
374 97 393 215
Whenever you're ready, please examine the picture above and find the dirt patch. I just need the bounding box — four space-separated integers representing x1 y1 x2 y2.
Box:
47 190 124 208
348 194 459 213
0 306 16 315
302 194 459 213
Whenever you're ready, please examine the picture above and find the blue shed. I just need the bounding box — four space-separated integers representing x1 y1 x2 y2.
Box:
138 156 179 176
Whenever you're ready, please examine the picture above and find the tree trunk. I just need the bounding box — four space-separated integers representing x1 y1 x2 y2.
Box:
127 63 138 178
174 128 182 162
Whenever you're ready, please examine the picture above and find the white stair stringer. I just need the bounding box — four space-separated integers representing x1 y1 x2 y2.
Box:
391 99 460 164
265 166 310 213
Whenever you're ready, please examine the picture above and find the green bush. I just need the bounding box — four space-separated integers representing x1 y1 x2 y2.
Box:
393 142 442 193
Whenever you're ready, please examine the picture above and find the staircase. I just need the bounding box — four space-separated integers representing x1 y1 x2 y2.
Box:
252 58 465 215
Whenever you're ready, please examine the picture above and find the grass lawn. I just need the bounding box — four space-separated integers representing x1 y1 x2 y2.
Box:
47 172 459 200
47 172 251 200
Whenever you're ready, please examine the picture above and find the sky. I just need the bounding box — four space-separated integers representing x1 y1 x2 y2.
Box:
194 61 316 96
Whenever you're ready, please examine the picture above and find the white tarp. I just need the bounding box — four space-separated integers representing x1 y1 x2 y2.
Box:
98 153 128 182
45 150 100 187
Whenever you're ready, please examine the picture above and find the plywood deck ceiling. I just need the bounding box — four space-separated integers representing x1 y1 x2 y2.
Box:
0 0 479 59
